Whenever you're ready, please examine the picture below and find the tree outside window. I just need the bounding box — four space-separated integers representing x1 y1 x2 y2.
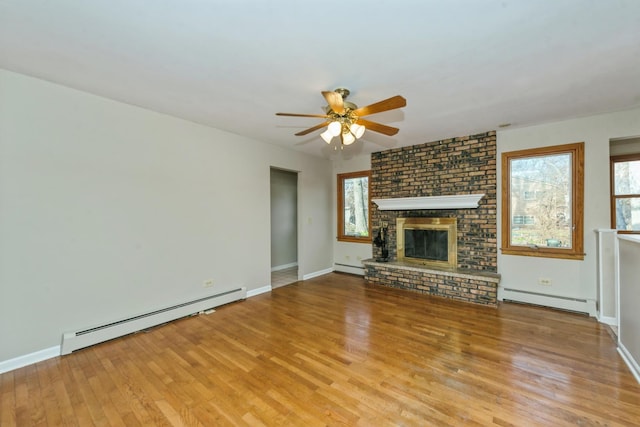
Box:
337 171 371 243
501 142 584 260
610 154 640 233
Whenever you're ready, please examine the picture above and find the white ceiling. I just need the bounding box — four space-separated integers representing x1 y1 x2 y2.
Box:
2 1 640 158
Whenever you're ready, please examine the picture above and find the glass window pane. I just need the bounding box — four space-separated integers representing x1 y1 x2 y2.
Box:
614 161 640 195
342 176 369 237
615 197 640 231
509 153 572 248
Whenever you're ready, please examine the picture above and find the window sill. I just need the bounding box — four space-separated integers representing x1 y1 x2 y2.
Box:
500 247 585 260
337 236 372 244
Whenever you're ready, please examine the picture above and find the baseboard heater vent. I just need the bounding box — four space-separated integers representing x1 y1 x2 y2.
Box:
61 287 246 355
334 263 364 269
501 287 596 316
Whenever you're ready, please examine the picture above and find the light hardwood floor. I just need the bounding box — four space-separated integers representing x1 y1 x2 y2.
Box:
271 266 298 289
2 272 639 426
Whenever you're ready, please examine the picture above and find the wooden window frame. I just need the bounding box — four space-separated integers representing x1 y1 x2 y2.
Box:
337 170 372 243
610 153 640 234
501 142 585 260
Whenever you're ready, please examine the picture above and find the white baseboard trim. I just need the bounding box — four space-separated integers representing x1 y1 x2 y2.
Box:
247 285 272 298
618 343 640 384
271 262 298 272
0 345 60 374
303 267 335 280
597 315 618 326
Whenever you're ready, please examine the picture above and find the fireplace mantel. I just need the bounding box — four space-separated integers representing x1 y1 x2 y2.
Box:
372 194 484 210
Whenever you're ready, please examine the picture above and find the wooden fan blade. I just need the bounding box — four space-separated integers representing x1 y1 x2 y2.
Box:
322 91 345 115
276 112 329 118
294 121 330 136
356 118 400 136
353 95 406 117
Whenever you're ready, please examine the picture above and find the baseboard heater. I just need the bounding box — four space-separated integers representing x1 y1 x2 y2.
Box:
501 287 596 316
334 263 364 269
61 287 246 355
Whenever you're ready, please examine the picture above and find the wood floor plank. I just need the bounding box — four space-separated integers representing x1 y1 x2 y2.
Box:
0 371 17 426
36 361 69 427
23 365 46 426
57 355 94 425
2 272 640 426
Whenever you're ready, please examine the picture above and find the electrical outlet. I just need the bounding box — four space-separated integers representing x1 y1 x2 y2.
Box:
538 277 552 286
203 279 214 288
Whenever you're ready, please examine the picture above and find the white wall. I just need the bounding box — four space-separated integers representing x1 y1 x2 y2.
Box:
497 108 640 308
270 168 297 269
618 235 640 382
332 153 373 275
0 69 333 362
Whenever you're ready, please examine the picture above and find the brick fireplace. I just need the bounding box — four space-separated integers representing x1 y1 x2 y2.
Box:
363 131 500 305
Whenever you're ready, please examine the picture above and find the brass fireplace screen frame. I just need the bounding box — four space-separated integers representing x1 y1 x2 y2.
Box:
396 217 457 269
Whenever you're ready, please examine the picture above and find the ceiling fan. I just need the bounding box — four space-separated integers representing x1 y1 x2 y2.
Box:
276 88 406 146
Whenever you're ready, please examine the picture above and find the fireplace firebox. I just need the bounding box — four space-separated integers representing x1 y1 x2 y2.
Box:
396 217 457 268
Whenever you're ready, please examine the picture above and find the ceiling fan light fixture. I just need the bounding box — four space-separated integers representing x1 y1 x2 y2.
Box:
328 121 342 136
350 123 365 139
320 129 334 144
342 132 356 145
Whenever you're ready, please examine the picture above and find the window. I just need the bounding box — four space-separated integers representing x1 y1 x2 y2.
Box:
501 142 584 260
513 215 535 225
610 154 640 233
337 170 371 243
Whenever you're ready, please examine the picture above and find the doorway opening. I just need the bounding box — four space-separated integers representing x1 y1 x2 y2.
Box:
270 168 299 288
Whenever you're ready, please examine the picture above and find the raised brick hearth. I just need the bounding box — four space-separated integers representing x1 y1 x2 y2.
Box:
365 131 499 305
363 259 500 305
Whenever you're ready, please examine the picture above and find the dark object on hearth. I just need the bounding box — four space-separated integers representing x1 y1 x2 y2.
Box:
374 226 389 262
